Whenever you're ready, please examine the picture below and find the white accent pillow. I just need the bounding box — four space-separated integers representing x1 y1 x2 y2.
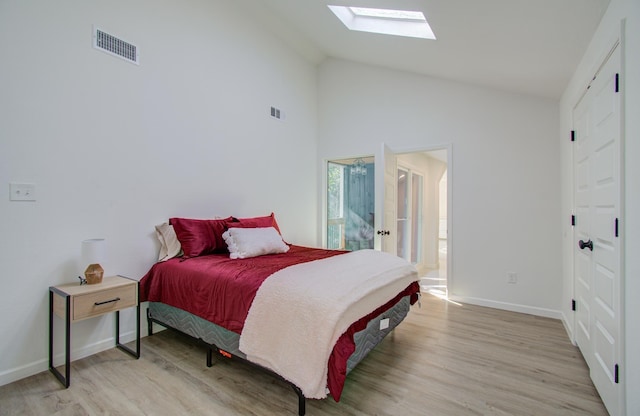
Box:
223 227 290 259
155 223 183 261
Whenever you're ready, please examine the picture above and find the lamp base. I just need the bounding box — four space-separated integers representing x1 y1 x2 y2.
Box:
84 263 104 284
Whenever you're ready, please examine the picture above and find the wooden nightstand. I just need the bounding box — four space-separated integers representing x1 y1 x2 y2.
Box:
49 275 140 388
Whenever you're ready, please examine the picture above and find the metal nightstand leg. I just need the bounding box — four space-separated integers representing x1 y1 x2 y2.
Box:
115 302 141 358
49 289 71 388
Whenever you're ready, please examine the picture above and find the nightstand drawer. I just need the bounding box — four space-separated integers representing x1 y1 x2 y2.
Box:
72 284 137 322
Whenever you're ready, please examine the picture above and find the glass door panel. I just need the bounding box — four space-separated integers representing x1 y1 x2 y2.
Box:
327 162 345 249
396 166 423 264
397 168 409 258
327 158 375 251
411 172 423 264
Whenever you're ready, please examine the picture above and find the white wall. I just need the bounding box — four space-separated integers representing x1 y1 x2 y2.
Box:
560 0 640 413
318 59 562 317
0 0 319 385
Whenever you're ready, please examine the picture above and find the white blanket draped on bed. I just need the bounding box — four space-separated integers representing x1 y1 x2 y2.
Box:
238 249 418 399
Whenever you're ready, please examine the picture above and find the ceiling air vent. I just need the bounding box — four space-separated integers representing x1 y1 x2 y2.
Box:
93 27 139 65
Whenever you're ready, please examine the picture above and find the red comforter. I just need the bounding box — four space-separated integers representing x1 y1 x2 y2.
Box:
140 245 346 333
139 245 419 401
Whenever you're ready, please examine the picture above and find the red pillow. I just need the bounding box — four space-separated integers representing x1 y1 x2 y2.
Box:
170 217 233 258
227 212 281 234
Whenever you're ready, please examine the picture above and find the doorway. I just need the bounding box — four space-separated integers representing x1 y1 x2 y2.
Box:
325 147 450 298
420 167 448 298
395 150 448 297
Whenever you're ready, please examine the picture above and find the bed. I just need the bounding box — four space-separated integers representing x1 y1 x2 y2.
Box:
139 214 420 415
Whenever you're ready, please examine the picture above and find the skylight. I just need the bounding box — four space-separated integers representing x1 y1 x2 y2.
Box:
349 7 424 21
328 5 436 40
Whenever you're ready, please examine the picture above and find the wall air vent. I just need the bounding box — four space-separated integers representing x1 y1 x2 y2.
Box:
270 106 285 121
93 27 139 65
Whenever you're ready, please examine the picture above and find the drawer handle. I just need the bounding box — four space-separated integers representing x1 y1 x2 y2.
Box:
94 297 121 306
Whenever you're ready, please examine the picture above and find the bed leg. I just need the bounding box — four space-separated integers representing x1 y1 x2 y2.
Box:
146 308 153 336
291 385 305 416
206 348 213 368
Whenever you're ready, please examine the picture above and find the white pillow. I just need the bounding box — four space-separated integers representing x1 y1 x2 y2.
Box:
223 227 289 259
155 223 182 261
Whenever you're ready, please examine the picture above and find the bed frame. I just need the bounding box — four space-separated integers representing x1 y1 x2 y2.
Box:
146 296 412 415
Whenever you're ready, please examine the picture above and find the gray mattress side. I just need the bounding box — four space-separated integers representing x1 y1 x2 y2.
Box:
148 295 411 374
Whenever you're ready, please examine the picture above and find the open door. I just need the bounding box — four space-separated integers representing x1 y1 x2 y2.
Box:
374 143 397 254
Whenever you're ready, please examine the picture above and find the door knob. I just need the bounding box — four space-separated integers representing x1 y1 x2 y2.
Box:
578 239 593 251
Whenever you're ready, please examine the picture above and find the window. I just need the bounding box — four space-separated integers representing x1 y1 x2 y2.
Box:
327 158 375 251
327 162 345 249
328 5 436 39
349 7 425 21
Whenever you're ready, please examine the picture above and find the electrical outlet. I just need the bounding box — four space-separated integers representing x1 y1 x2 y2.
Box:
507 272 518 284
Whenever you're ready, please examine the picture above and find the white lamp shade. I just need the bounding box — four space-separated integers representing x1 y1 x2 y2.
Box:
82 238 106 266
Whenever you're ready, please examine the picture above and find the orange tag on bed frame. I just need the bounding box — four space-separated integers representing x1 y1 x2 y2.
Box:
219 349 232 358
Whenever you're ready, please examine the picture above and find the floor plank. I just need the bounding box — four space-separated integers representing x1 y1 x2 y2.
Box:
0 294 608 415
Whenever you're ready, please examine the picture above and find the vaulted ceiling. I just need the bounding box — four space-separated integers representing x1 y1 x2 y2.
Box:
240 0 610 99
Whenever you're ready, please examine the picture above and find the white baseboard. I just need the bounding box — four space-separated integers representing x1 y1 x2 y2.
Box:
0 358 49 388
447 295 562 320
560 311 576 345
0 330 139 388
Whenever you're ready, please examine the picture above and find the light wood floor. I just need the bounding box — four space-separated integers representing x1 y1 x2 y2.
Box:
0 294 608 415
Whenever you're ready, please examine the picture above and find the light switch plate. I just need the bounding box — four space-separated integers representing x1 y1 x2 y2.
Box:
10 183 36 201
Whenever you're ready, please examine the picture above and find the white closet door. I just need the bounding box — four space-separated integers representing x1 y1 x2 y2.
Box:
573 43 623 416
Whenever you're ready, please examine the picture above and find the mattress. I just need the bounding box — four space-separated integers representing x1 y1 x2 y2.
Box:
148 294 411 378
141 245 420 404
